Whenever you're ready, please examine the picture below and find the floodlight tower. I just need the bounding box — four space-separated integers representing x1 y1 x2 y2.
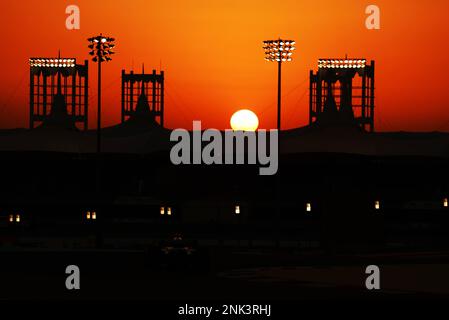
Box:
29 56 88 130
263 39 296 130
87 34 115 153
310 58 375 131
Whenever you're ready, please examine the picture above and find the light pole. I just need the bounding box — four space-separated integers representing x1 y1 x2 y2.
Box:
263 39 295 244
263 39 295 130
87 33 115 153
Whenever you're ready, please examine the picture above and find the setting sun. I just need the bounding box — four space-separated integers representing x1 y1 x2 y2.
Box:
230 109 259 131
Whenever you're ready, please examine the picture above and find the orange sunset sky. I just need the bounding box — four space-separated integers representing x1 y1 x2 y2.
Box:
0 0 448 131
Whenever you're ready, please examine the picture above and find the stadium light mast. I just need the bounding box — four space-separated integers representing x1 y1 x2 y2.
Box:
263 39 295 130
87 33 115 153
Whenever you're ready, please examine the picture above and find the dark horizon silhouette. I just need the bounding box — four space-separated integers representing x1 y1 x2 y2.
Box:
0 53 448 301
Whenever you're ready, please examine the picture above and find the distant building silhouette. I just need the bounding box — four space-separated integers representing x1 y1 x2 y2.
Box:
29 56 89 130
121 68 164 127
309 58 375 132
38 69 78 131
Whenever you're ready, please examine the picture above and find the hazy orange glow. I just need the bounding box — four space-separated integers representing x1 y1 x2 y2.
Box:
0 0 448 132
